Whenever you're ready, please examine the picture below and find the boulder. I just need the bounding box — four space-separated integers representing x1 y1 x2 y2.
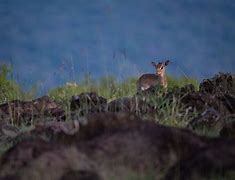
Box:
70 92 107 116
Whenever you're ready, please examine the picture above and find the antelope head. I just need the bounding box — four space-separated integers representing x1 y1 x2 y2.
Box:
151 60 170 76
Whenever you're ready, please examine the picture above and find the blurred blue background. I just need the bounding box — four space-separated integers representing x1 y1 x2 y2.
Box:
0 0 235 92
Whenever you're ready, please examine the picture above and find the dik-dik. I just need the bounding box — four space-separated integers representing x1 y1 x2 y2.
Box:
137 60 170 92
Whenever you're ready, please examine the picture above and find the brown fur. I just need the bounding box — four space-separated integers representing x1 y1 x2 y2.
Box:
137 60 170 92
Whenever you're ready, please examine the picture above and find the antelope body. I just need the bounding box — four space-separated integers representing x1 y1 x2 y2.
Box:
137 60 170 92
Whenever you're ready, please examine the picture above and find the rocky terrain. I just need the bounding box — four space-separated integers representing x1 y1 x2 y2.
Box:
0 73 234 180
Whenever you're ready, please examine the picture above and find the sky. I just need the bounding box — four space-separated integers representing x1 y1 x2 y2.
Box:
0 0 235 93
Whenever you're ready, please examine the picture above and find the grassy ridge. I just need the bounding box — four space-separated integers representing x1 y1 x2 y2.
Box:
0 64 199 105
0 63 200 128
48 75 199 105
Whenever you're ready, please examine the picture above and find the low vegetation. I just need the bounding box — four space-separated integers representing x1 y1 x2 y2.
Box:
0 64 36 104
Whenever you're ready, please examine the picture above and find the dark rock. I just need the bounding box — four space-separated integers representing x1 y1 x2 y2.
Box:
107 96 155 119
0 112 207 180
60 170 102 180
2 112 235 179
220 117 235 138
108 97 139 112
219 94 235 114
70 92 107 116
187 108 222 130
0 139 98 180
0 122 19 150
199 73 235 96
77 112 148 141
76 112 207 179
75 112 213 179
0 139 56 176
181 92 230 130
0 96 65 125
165 138 235 180
28 120 80 142
181 92 227 113
19 147 97 180
0 175 18 180
32 96 60 112
182 74 235 130
0 122 19 139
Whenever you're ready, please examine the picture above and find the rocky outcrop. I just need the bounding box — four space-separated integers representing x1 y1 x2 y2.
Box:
180 73 235 130
199 73 235 96
0 113 206 180
1 112 235 179
0 96 65 125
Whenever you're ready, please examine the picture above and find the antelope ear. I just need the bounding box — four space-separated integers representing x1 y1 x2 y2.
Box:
151 62 156 67
164 60 170 66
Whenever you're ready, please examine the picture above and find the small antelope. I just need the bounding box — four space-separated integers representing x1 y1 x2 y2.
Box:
137 60 170 92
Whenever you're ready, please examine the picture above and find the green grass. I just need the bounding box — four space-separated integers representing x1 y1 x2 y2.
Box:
167 75 199 90
0 64 36 104
47 75 199 128
48 76 137 103
137 86 198 127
